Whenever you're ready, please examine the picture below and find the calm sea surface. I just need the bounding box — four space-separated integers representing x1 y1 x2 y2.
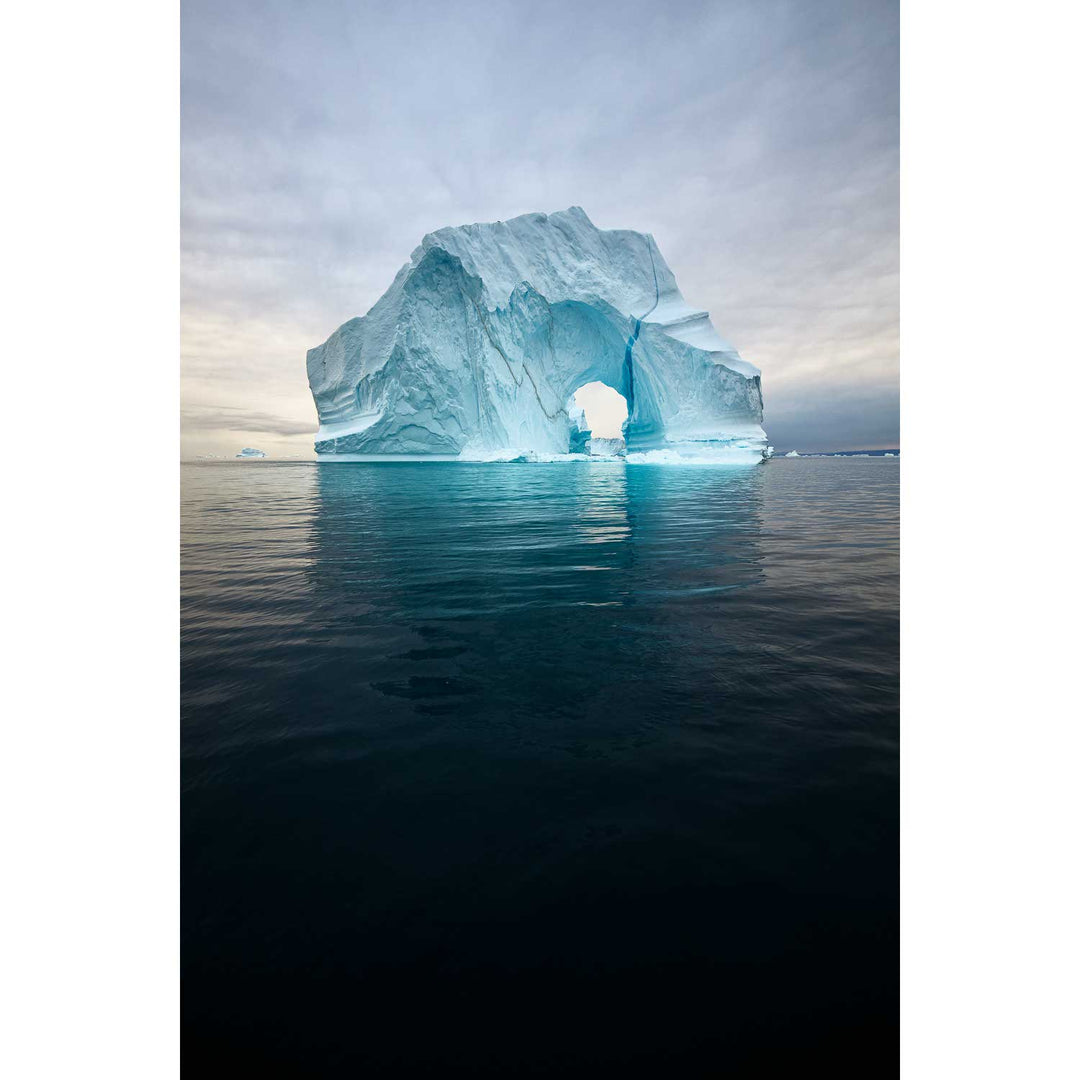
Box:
182 458 899 1074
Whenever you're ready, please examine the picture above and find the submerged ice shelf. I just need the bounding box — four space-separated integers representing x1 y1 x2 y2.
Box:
307 207 768 463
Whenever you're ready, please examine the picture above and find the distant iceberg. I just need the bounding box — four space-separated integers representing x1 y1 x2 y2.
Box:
236 447 267 459
785 450 800 458
307 208 767 464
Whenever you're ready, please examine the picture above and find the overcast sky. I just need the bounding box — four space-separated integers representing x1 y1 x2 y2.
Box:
181 0 898 457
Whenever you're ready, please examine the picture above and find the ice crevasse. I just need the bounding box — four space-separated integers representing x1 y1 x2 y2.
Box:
307 207 769 463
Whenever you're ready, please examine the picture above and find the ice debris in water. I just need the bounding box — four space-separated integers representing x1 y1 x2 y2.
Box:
586 437 626 457
307 207 767 464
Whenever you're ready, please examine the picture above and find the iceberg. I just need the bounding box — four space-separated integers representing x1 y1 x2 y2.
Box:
785 450 800 458
307 207 767 463
236 447 267 458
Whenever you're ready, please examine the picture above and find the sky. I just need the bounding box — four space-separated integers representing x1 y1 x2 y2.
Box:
181 0 898 457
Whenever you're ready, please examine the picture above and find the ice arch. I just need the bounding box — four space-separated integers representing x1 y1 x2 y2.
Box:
307 208 768 462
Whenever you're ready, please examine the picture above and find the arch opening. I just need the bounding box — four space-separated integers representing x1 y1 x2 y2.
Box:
568 381 628 455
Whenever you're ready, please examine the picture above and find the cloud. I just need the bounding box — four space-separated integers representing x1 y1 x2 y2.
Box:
765 382 900 452
181 406 316 436
181 0 898 454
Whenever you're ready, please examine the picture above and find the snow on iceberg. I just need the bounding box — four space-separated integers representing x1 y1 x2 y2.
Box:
307 208 767 463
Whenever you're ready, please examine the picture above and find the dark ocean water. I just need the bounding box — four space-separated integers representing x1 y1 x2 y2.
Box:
182 458 898 1075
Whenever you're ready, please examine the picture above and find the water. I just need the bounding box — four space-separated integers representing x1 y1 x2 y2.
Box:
182 458 898 1074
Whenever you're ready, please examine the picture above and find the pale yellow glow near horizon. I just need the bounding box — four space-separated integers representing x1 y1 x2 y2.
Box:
572 381 628 439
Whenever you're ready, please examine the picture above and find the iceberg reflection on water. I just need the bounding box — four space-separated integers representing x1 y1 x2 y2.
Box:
182 457 898 1073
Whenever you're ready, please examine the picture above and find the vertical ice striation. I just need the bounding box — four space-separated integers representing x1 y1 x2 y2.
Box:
306 208 767 462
